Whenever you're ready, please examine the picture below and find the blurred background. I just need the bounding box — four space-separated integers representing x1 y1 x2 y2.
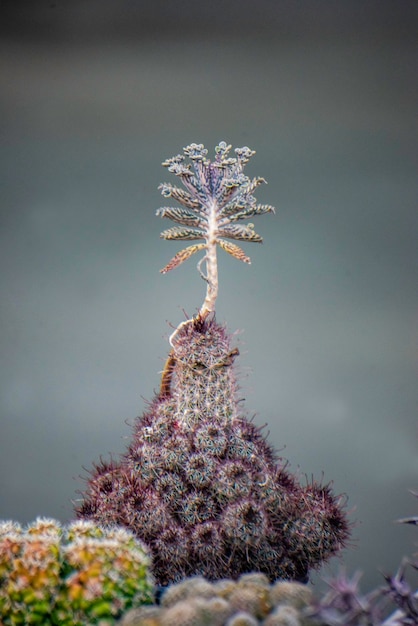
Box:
1 0 417 593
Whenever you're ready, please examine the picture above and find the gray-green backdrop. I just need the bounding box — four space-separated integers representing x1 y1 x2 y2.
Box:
1 0 417 594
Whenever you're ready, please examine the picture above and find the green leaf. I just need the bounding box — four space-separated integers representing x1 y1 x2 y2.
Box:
160 227 205 241
218 224 263 242
156 207 204 228
159 183 201 209
244 176 267 196
217 239 251 264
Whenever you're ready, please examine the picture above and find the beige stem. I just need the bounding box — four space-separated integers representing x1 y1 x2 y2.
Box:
199 199 218 319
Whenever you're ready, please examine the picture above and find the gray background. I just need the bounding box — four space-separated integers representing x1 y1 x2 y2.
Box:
1 1 417 594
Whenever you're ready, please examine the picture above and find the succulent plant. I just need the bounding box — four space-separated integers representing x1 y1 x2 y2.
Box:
76 142 350 586
0 518 154 625
119 572 314 626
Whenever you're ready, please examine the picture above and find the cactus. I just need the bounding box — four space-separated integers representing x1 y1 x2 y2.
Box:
76 142 350 586
119 572 315 625
0 518 154 625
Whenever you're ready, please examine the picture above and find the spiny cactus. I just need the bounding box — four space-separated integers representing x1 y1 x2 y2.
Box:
119 572 314 626
0 518 154 625
76 142 350 586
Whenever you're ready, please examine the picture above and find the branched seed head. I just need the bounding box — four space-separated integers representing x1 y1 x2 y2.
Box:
157 142 275 321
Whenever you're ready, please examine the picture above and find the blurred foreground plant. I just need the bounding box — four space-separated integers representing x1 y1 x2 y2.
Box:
0 518 154 625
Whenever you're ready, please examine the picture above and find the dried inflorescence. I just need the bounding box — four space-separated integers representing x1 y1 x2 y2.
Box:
76 317 350 587
157 141 275 320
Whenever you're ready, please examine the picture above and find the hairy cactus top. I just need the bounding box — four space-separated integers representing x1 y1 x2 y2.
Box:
157 141 275 322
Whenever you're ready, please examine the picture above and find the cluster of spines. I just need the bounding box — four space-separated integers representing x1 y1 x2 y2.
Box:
77 318 350 587
0 518 154 625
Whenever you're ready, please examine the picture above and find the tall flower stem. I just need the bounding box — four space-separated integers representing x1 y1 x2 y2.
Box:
199 199 219 319
158 141 275 342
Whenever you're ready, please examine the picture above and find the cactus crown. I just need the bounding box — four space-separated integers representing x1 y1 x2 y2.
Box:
157 141 275 321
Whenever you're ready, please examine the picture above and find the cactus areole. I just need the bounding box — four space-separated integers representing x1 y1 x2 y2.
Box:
76 143 350 586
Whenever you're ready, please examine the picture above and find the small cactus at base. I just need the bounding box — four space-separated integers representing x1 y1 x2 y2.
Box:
0 518 154 625
119 572 314 625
